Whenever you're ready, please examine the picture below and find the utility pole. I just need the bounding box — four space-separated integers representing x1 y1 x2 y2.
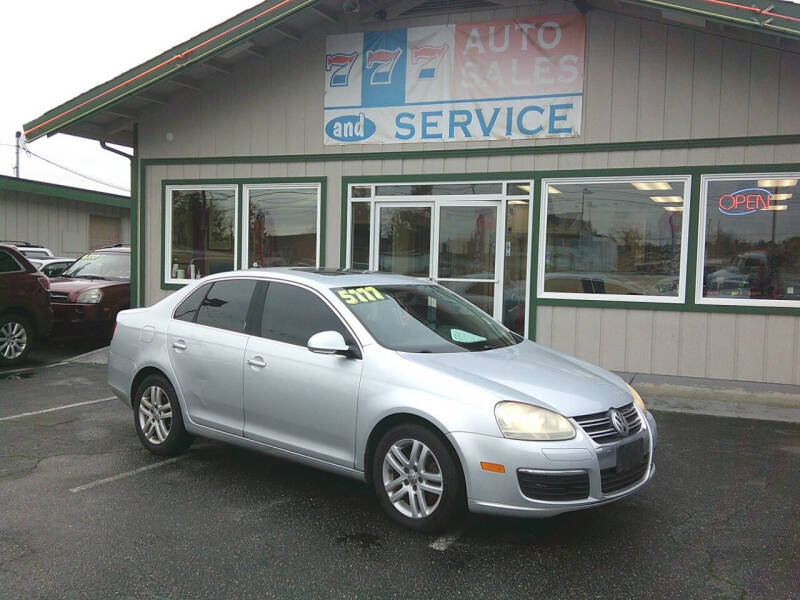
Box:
14 131 21 178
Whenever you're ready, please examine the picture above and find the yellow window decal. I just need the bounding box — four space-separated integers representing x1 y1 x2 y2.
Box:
337 287 385 305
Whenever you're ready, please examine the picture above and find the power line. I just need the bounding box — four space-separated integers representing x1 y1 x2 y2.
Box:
0 142 129 193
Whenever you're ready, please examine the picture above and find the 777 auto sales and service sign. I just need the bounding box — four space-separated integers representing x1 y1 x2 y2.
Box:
323 15 585 145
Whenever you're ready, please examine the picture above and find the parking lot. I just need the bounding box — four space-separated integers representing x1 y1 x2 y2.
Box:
1 361 798 599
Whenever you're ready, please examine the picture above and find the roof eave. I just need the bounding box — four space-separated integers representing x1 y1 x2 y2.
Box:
23 0 319 144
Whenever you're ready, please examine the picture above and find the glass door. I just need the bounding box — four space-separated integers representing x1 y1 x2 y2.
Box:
373 203 433 277
435 202 502 317
373 200 503 319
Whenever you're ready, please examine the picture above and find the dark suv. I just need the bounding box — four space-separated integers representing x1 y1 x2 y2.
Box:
0 244 53 365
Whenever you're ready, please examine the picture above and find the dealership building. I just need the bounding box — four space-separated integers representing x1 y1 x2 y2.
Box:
24 0 800 384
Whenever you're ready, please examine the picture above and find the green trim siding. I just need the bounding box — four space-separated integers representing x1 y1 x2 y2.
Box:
130 124 139 308
158 177 327 293
135 137 800 321
0 174 129 208
139 134 800 167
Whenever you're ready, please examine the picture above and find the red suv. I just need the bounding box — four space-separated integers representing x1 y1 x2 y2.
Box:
0 244 53 365
48 245 130 338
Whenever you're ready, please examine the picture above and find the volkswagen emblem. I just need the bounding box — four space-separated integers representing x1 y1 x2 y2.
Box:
609 408 630 436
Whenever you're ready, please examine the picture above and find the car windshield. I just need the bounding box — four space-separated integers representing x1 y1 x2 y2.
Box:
62 252 130 280
334 284 521 353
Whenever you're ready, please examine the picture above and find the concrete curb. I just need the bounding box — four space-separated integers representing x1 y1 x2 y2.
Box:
617 371 800 423
66 347 109 365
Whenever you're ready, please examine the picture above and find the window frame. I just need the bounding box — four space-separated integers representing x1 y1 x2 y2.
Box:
163 184 239 287
537 174 692 304
242 183 322 271
696 172 800 309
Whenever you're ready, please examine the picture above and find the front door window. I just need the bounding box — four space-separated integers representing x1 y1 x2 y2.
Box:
377 205 432 277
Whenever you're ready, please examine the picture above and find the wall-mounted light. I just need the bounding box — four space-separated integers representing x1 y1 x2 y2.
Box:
663 206 683 212
760 205 789 211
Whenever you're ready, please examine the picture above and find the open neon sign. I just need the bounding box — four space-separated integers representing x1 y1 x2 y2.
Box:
718 188 772 216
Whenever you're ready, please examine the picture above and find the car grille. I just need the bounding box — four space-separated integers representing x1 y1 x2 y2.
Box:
601 454 650 494
517 470 590 501
49 291 70 302
572 402 642 444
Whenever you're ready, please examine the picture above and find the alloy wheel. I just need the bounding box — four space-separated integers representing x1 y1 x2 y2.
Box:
382 438 444 519
138 386 173 444
0 321 28 360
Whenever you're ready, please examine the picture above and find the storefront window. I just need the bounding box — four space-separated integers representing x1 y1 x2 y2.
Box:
504 198 529 335
350 202 371 270
166 186 236 282
699 174 800 304
246 186 319 268
540 177 688 301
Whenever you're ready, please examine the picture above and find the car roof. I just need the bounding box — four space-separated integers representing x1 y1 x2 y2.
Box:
89 244 130 254
204 267 432 289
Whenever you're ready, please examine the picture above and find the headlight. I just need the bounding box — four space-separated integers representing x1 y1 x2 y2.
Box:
627 383 647 413
76 288 103 304
494 401 576 441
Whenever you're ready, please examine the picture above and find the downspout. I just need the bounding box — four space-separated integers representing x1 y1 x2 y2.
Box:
99 129 139 308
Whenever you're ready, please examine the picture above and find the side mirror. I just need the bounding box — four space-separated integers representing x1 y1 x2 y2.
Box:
307 331 351 356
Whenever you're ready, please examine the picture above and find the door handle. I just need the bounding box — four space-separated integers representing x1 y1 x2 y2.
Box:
172 340 187 351
247 356 267 368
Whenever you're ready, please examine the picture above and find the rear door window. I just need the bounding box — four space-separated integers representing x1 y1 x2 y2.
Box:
261 281 353 347
174 283 212 323
194 279 258 333
0 251 21 273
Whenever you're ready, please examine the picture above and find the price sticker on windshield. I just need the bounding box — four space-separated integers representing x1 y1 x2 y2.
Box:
337 287 385 305
82 254 100 261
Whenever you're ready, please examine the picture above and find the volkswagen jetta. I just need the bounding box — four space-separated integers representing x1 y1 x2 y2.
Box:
108 268 656 532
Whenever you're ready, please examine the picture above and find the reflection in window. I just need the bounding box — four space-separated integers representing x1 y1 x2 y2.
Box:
169 188 236 281
248 187 318 268
376 183 501 196
504 199 529 334
702 175 800 302
378 206 431 277
543 179 686 297
351 203 371 270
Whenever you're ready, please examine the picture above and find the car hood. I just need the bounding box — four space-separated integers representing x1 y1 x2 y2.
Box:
398 340 632 417
49 277 128 299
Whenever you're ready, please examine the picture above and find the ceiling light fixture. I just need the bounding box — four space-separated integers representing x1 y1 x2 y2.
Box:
633 182 673 191
757 179 797 188
650 196 684 203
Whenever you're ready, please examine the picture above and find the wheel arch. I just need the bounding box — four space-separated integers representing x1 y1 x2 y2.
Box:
363 412 466 489
0 307 38 336
130 365 173 409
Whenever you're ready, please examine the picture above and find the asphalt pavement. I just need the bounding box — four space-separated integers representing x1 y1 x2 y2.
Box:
1 362 798 599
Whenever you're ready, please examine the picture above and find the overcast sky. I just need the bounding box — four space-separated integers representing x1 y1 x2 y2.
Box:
0 1 258 195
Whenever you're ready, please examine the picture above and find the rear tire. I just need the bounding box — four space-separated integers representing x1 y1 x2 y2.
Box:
133 374 193 456
372 423 466 533
0 314 34 365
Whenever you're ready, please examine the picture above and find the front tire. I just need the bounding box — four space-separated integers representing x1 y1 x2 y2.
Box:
0 314 34 365
372 424 466 533
133 374 192 456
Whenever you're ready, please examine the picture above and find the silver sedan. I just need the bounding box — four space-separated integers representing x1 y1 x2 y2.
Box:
108 268 656 532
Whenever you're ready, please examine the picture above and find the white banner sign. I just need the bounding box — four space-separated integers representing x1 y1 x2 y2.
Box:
323 15 585 145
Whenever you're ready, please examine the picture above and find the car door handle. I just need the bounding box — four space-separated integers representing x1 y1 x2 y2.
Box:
247 356 267 368
172 340 187 351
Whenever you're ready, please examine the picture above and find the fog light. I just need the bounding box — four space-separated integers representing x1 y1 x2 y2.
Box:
480 462 505 473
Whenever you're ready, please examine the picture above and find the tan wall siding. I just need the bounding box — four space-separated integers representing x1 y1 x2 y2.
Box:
138 6 800 161
536 307 800 385
0 190 129 257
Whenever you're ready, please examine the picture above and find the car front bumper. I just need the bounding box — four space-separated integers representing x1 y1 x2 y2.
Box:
450 410 657 518
52 303 114 327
